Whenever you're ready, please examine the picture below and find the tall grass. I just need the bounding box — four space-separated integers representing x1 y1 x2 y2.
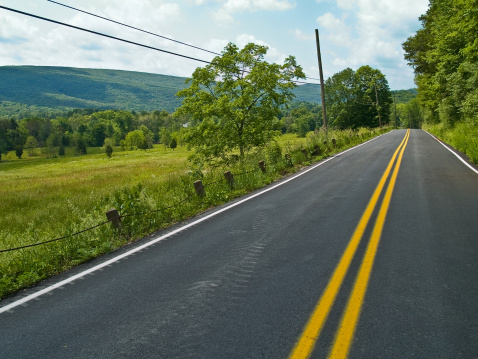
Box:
423 121 478 164
0 127 390 299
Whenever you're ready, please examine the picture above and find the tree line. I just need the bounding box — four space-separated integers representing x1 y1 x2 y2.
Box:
0 109 187 160
0 103 326 160
1 42 397 162
402 0 477 129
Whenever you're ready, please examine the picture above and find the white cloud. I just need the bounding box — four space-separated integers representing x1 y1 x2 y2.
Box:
213 0 295 26
317 12 351 47
236 34 287 64
213 8 236 27
290 29 315 41
224 0 295 12
0 12 38 40
0 0 425 89
206 38 229 53
0 0 196 77
315 0 428 88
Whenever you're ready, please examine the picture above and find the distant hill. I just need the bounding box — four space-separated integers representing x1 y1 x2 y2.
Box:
0 66 188 118
392 88 418 103
0 66 415 119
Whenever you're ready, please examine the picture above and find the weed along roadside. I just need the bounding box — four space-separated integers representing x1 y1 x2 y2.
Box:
0 127 391 299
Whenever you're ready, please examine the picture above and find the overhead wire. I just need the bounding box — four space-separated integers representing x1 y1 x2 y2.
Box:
45 0 322 84
0 5 321 86
0 5 212 65
46 0 221 56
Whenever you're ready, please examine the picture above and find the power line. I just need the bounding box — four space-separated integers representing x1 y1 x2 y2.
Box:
46 0 220 56
0 5 321 86
0 5 211 65
46 0 321 83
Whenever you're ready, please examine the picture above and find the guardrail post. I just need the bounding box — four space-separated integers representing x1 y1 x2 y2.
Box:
194 180 206 198
224 171 234 189
106 208 122 230
258 160 266 173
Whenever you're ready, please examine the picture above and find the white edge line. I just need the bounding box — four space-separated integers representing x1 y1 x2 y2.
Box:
423 130 478 175
0 131 392 314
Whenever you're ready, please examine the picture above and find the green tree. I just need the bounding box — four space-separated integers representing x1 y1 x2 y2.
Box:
403 98 423 129
0 138 9 161
176 42 305 164
325 66 392 129
104 137 114 158
403 0 478 125
46 133 58 158
124 130 146 150
7 121 29 150
89 122 107 147
170 137 177 151
15 145 23 159
159 127 172 148
355 65 392 128
25 135 39 156
58 143 65 157
1 119 14 160
139 125 154 149
75 134 87 155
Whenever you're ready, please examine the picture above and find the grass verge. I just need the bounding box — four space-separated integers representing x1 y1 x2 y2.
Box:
0 127 391 299
423 121 478 164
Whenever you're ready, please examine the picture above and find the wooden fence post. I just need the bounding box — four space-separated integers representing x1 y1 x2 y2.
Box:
258 160 266 173
106 208 122 230
224 171 234 189
194 180 206 198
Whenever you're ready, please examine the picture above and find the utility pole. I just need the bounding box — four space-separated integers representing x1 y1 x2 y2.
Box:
393 93 398 128
374 80 382 128
315 29 327 130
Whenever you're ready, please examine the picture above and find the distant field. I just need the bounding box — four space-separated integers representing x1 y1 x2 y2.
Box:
0 144 189 235
0 134 306 236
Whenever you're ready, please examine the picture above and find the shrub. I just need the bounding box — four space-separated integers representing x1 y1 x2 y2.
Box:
15 146 23 159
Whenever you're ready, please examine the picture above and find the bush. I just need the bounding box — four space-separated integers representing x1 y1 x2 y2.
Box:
105 143 113 158
15 146 23 159
265 141 282 165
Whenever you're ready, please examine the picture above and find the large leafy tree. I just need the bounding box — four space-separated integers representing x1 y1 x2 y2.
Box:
175 42 305 164
402 0 478 125
325 66 392 129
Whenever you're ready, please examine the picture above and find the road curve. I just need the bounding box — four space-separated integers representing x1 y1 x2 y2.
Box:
1 129 477 358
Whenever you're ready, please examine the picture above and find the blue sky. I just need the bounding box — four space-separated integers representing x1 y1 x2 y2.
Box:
0 0 429 90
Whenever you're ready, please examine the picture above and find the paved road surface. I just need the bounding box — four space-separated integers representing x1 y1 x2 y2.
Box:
1 129 477 358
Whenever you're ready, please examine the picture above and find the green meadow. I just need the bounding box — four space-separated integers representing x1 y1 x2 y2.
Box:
0 129 388 299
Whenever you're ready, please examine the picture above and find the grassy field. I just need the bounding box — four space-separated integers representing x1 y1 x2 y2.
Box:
1 145 190 234
0 129 387 299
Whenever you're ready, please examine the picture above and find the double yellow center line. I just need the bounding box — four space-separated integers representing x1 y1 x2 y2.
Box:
289 129 410 359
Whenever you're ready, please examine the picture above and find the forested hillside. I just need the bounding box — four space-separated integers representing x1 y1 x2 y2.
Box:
0 66 188 118
0 66 326 119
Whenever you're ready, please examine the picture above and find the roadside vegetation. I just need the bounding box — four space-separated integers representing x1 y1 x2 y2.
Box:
402 0 478 164
1 42 396 299
0 127 390 299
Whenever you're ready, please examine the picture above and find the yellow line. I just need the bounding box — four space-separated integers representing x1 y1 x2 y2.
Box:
327 129 410 359
288 130 410 359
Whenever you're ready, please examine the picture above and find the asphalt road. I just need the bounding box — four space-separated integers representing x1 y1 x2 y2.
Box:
1 129 477 358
